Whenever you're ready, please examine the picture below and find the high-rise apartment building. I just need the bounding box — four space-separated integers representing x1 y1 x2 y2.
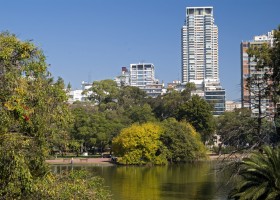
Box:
130 63 155 88
182 7 219 84
181 6 225 116
115 63 164 98
241 31 274 118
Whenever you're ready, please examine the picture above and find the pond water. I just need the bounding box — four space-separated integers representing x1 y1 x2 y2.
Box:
51 161 233 200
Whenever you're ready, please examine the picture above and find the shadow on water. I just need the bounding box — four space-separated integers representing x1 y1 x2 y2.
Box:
51 161 233 200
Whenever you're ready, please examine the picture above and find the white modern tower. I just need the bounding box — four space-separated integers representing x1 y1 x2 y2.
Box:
181 7 225 115
181 7 219 84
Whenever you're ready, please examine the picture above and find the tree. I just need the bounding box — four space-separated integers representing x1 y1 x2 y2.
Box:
112 122 167 165
246 42 272 143
33 170 112 200
70 104 127 153
149 82 195 120
125 103 157 124
118 85 147 109
217 108 276 149
150 90 183 120
227 26 280 200
216 108 256 148
245 26 280 143
0 32 73 197
177 95 215 143
85 79 120 106
160 118 207 162
229 146 280 200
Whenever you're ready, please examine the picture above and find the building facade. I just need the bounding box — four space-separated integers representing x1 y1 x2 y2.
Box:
115 63 164 98
130 63 156 88
181 6 225 115
67 81 92 103
241 31 274 118
182 7 218 84
115 67 130 87
225 101 242 112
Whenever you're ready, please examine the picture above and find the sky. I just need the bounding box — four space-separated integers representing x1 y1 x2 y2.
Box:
0 0 280 101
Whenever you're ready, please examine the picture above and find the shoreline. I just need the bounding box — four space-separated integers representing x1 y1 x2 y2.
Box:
46 157 114 166
46 154 239 166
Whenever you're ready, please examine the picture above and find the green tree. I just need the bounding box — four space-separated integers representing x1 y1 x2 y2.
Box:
85 79 120 106
245 26 280 143
0 32 72 197
160 118 207 162
217 108 275 149
70 104 127 153
32 170 112 200
0 32 111 199
125 103 157 124
149 82 195 120
150 90 183 120
177 95 215 143
229 146 280 200
216 108 256 148
118 85 147 109
246 42 272 142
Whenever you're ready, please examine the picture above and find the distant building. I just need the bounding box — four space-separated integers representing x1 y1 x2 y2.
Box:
241 31 274 118
225 101 242 112
67 81 92 103
181 7 219 84
130 63 156 88
114 67 130 87
167 80 181 90
115 63 164 98
204 80 226 116
181 6 225 115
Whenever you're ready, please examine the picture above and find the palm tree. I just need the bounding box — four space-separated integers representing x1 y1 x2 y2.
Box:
229 146 280 200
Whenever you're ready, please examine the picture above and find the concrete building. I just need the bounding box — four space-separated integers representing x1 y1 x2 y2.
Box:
181 6 225 115
204 80 226 116
130 63 156 88
241 31 274 118
114 67 130 87
182 7 218 84
115 63 164 98
67 81 92 103
225 101 242 112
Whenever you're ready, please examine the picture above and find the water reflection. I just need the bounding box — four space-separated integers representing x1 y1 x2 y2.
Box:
51 161 232 200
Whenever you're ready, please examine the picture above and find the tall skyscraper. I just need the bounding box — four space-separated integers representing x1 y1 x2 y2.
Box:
181 7 219 84
181 6 225 116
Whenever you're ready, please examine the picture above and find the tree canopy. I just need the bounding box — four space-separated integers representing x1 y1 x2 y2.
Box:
160 118 207 162
112 122 167 165
0 32 110 199
177 95 215 142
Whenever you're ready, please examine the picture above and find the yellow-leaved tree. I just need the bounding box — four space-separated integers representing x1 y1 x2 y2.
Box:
112 122 167 165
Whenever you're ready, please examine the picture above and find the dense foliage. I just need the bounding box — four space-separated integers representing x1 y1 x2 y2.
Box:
112 122 167 165
31 170 111 200
112 120 207 165
229 146 280 200
71 81 214 158
0 32 110 199
161 118 207 162
177 95 215 143
228 26 280 199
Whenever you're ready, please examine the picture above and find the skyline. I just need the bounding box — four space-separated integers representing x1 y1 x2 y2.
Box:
0 0 280 101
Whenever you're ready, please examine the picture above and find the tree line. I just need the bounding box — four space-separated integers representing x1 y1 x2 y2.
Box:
68 80 215 163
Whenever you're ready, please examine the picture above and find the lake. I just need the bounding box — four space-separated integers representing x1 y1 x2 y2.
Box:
52 161 233 200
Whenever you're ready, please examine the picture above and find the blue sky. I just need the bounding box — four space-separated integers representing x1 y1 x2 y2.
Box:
0 0 279 101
